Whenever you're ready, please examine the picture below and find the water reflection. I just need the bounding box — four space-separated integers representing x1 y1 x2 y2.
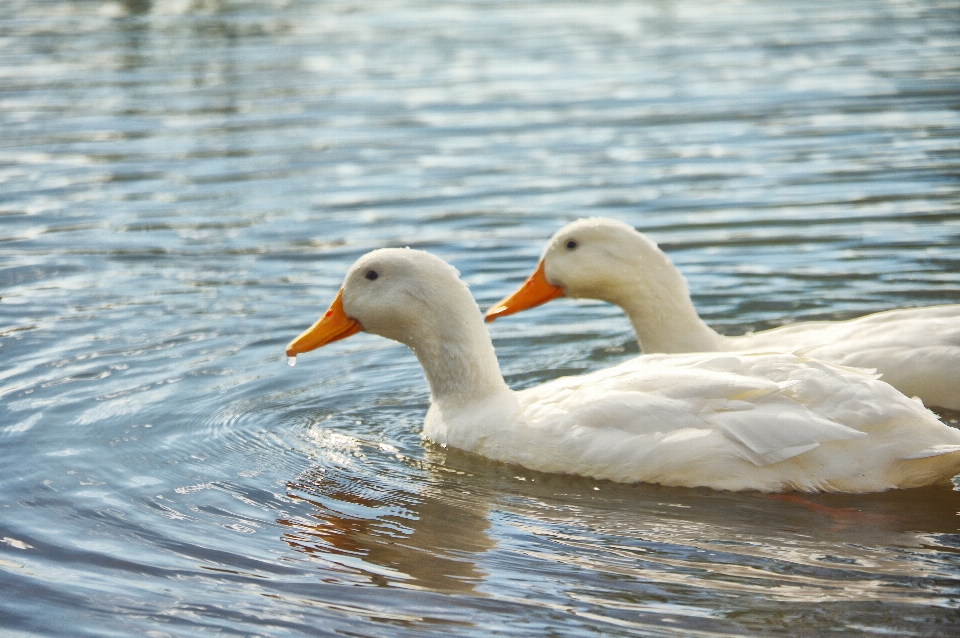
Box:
281 439 494 593
280 435 960 611
3 0 960 635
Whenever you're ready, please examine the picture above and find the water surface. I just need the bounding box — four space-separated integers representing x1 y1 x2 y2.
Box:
2 0 960 635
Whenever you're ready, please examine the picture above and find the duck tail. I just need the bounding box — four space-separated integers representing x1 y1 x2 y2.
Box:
901 444 960 460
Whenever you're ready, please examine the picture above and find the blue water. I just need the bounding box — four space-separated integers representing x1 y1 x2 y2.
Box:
2 0 960 635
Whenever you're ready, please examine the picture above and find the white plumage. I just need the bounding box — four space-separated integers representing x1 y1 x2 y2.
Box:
486 218 960 410
288 248 960 493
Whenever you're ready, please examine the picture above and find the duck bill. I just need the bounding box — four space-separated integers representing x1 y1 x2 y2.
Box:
286 289 362 356
484 260 564 323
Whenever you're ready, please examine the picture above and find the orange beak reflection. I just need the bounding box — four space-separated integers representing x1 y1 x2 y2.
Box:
286 289 362 357
484 260 564 323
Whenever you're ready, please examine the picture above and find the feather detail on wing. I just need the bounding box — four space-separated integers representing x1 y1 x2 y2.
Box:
901 445 960 460
518 353 873 468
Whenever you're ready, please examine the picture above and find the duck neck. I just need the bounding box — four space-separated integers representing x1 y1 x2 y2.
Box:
607 254 720 354
619 289 720 353
407 313 513 412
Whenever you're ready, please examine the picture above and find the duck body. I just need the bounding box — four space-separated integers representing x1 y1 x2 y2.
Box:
486 218 960 411
725 305 960 411
288 248 960 493
427 350 960 493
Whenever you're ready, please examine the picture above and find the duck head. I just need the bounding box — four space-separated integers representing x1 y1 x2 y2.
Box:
484 218 721 354
286 247 509 410
485 218 659 322
287 248 479 357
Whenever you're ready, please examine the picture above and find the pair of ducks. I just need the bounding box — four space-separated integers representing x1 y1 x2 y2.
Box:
288 218 960 493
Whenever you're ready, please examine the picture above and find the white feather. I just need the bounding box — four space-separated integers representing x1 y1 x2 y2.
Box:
532 218 960 410
305 248 960 493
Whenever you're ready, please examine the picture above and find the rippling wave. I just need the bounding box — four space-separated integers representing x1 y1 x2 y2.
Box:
1 0 959 635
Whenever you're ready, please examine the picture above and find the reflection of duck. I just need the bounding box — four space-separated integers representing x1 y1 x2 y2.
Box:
281 461 492 592
485 218 960 411
489 469 960 586
287 248 960 493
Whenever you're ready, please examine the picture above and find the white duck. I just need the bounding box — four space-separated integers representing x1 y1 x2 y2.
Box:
287 248 960 493
485 218 960 411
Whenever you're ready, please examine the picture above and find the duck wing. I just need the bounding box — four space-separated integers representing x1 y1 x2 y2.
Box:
727 305 960 410
519 353 874 468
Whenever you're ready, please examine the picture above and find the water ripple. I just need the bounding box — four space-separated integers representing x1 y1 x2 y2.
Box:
2 0 959 636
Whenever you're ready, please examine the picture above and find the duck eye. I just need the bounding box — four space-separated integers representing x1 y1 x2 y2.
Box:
365 270 379 281
566 239 579 250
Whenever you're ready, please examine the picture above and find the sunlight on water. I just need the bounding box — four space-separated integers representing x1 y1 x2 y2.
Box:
1 0 959 636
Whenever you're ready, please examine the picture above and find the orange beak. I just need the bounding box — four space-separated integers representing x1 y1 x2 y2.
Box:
484 260 564 323
286 289 362 357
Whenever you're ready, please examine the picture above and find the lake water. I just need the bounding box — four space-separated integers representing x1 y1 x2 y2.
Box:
2 0 960 635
